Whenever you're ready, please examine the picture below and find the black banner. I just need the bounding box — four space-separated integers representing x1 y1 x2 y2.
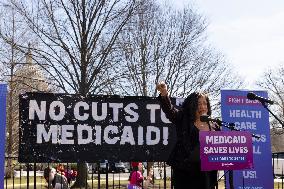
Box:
19 93 178 162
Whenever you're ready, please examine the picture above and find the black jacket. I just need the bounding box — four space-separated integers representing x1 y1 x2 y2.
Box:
158 95 218 173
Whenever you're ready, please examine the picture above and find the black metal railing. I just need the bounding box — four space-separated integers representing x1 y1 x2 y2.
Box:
4 158 175 189
273 153 284 189
5 156 282 189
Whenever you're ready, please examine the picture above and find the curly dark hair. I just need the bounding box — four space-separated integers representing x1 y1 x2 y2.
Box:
181 92 211 121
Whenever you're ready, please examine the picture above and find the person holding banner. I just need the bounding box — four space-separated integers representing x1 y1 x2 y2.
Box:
157 82 219 189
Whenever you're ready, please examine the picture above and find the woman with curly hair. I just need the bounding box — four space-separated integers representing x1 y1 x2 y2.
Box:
157 82 220 189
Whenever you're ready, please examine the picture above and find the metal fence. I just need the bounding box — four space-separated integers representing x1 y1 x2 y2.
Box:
4 156 283 189
4 157 177 189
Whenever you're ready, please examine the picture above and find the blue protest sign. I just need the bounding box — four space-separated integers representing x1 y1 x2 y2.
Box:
221 90 273 188
0 84 7 185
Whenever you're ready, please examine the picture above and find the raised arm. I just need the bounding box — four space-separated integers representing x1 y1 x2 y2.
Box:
156 82 180 125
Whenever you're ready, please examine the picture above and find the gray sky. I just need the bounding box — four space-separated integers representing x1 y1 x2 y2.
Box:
171 0 284 89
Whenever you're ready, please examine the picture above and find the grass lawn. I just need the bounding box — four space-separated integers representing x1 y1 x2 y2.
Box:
3 177 284 188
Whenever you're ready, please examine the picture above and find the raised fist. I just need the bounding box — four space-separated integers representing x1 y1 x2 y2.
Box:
156 81 168 96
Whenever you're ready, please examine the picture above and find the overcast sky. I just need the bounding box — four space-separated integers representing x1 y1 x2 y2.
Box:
170 0 284 89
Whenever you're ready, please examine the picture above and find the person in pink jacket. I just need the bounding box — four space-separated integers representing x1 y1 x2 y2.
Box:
129 162 143 187
128 162 153 189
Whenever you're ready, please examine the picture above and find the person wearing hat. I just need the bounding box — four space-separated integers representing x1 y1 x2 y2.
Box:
44 167 69 189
